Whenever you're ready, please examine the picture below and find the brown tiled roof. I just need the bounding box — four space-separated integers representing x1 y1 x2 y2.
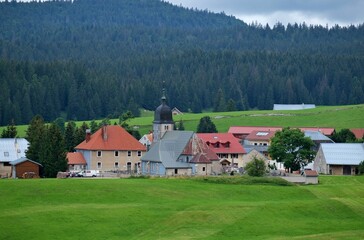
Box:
190 153 211 163
67 152 86 165
245 130 277 141
75 125 146 151
182 136 219 161
304 170 318 177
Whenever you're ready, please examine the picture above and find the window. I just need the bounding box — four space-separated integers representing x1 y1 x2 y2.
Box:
137 151 141 157
128 151 132 157
231 154 238 159
17 149 21 153
174 169 178 174
202 167 206 172
114 162 119 168
164 125 169 130
4 152 9 157
114 151 119 157
97 162 102 169
97 151 102 157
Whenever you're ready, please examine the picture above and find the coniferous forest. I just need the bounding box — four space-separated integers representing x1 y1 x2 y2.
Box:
0 0 363 125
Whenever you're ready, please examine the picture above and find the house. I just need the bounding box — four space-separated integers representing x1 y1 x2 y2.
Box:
313 143 364 175
10 157 42 178
243 130 278 156
0 138 29 178
228 126 335 141
171 107 183 115
228 126 281 141
273 103 316 110
141 131 221 176
66 152 86 172
74 125 146 173
139 132 153 151
197 133 246 168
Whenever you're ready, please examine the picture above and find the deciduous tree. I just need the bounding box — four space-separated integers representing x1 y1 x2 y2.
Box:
268 127 315 171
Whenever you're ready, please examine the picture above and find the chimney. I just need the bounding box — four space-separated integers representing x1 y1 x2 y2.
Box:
102 124 108 141
85 129 91 142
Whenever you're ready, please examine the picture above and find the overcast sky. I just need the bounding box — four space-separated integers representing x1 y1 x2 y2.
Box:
166 0 364 27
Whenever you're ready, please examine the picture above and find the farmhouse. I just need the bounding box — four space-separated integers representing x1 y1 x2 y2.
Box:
228 126 335 141
74 125 146 173
313 143 364 175
197 133 246 168
139 132 153 151
0 138 29 178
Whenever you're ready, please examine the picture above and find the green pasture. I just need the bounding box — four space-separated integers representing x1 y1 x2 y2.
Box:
1 176 364 239
2 104 364 137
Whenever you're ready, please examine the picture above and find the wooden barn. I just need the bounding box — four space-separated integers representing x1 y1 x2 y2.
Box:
10 157 42 178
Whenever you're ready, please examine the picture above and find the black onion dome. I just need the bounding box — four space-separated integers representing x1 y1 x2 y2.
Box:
153 96 173 124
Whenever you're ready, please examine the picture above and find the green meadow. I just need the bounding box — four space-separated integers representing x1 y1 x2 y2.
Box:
2 104 364 137
1 176 364 239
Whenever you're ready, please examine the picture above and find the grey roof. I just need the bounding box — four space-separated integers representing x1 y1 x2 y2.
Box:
0 138 29 162
141 131 194 169
304 130 334 142
321 143 364 165
273 104 315 110
10 157 42 166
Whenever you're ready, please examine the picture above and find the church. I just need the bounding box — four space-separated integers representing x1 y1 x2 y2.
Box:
140 91 222 176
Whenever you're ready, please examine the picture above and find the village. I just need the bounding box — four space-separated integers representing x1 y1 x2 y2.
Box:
1 92 363 183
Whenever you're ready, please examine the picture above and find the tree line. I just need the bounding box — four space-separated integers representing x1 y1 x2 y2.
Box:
0 0 363 126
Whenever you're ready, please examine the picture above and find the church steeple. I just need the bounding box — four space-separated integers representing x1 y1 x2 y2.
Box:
153 87 174 142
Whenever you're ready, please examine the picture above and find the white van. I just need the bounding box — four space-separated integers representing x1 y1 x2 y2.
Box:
78 170 100 177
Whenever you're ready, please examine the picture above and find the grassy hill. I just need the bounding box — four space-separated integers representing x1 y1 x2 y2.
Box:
2 104 364 138
0 176 364 239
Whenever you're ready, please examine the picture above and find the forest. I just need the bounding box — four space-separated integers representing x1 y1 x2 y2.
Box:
0 0 363 125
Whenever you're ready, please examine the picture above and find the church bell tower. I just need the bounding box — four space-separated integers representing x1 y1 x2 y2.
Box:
153 89 174 142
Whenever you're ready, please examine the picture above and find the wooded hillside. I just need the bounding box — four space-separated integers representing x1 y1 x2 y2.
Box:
0 0 363 125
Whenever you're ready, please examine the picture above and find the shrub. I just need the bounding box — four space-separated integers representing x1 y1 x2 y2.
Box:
245 157 267 177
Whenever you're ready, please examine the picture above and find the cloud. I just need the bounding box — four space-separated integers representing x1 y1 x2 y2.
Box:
166 0 364 26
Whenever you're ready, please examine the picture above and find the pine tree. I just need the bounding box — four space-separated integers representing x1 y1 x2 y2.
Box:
65 121 76 152
42 123 67 178
25 115 46 163
1 119 17 138
197 116 218 133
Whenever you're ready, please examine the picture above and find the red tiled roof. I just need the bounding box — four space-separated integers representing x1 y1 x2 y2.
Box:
228 126 282 135
75 125 146 151
245 130 277 141
229 126 335 136
67 152 86 165
350 128 364 139
197 133 246 154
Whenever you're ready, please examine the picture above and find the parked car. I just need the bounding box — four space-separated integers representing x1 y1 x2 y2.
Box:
76 170 100 177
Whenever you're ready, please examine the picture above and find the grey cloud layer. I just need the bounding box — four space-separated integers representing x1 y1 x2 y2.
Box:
167 0 364 25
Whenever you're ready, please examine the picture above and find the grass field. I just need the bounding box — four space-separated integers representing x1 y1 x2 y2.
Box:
1 176 364 239
3 104 364 137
